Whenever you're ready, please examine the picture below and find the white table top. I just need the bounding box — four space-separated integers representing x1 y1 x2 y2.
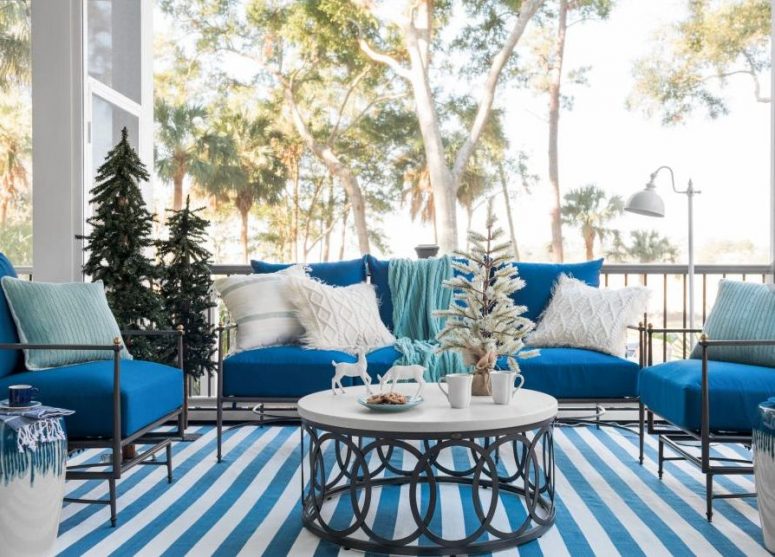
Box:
297 386 558 434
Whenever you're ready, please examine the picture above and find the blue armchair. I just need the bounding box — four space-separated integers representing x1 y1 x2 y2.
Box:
0 254 185 526
638 325 775 522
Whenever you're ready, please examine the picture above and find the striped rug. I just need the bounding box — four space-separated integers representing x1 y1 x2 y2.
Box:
55 424 767 556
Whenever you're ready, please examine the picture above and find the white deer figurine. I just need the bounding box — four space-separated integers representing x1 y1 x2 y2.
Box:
378 364 426 398
331 351 371 395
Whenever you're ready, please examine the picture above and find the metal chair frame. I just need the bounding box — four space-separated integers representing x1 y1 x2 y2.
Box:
0 327 186 526
638 324 775 521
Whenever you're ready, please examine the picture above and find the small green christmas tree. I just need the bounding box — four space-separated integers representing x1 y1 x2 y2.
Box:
435 200 538 395
158 196 216 378
82 127 165 361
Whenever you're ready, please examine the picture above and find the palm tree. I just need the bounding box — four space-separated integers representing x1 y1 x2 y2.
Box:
154 99 210 211
0 0 30 90
203 111 287 263
608 230 679 263
561 184 624 260
0 95 30 224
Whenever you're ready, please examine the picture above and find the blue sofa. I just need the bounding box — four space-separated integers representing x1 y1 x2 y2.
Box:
216 256 641 460
0 253 185 525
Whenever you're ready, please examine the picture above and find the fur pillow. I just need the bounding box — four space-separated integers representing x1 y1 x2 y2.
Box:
528 274 649 356
285 276 396 352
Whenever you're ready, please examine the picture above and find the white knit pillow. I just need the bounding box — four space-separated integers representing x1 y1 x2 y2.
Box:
528 274 649 357
215 265 307 353
286 276 396 351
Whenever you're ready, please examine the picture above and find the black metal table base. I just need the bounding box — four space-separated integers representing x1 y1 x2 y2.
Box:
301 419 555 556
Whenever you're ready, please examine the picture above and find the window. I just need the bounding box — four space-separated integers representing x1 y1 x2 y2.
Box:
0 0 32 269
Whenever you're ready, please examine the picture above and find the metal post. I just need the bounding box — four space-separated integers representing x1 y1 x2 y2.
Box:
700 335 712 521
687 180 697 342
216 326 225 462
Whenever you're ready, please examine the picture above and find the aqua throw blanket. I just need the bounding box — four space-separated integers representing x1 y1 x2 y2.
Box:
389 257 466 381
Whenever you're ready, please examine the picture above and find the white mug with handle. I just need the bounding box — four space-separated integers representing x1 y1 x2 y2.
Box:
437 373 473 409
490 371 525 405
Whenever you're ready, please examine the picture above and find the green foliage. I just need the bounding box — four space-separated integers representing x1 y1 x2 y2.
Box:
82 128 166 361
158 196 217 377
154 99 212 208
608 229 680 263
0 0 30 90
435 201 538 371
561 184 623 258
628 0 771 125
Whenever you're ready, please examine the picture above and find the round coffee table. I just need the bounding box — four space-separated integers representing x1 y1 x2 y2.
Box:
298 386 558 556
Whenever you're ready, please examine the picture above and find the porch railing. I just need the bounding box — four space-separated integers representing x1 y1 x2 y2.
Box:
12 262 773 398
191 263 772 399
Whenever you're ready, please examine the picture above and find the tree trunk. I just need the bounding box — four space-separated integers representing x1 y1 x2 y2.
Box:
499 164 520 260
583 225 595 260
292 159 300 261
281 84 370 255
405 41 458 253
322 180 335 261
547 0 568 263
339 208 349 260
235 192 253 264
0 198 8 225
172 166 185 212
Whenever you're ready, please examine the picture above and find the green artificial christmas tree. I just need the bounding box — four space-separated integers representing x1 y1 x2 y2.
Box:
82 127 165 361
435 200 539 395
158 195 216 378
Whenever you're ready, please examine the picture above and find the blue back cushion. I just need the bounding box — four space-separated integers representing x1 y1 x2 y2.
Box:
0 253 21 377
250 257 367 287
510 259 604 322
365 255 393 330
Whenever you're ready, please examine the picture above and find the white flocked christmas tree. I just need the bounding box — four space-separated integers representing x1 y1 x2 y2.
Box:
435 201 539 395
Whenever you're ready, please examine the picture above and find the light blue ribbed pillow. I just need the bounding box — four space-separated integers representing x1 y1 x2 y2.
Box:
690 280 775 367
1 277 131 370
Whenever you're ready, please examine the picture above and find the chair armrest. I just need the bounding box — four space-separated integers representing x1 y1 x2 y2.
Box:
0 342 122 351
700 338 775 348
121 328 184 338
644 326 704 334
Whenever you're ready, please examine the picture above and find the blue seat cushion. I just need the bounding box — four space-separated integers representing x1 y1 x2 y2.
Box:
0 360 183 439
250 257 367 287
223 345 400 398
510 259 604 322
365 255 393 330
0 252 21 378
499 347 639 399
640 359 775 432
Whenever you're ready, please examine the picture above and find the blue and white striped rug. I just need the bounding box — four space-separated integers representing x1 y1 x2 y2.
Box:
56 424 767 556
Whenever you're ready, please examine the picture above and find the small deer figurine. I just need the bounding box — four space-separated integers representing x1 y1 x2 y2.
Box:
377 364 426 398
331 350 371 395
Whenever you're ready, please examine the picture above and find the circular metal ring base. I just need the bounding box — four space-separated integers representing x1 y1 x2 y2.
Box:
300 420 555 555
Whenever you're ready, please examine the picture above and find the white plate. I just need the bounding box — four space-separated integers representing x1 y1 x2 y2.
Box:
357 395 424 412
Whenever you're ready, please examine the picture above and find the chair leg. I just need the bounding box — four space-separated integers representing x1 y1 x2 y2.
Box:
217 401 223 463
706 473 714 522
166 442 173 483
658 437 664 479
109 478 117 527
638 403 645 465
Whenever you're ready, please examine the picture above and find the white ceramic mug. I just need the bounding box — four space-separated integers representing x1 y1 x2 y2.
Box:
437 373 473 409
490 371 525 405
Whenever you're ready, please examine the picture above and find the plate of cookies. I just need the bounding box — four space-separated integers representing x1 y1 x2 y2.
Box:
358 391 424 412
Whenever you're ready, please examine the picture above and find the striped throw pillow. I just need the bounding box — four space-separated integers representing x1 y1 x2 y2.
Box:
690 280 775 367
215 268 305 353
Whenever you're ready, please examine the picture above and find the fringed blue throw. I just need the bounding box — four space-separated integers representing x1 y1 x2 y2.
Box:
389 256 466 381
0 405 73 452
1 415 68 486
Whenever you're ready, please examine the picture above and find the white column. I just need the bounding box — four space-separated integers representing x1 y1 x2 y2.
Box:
31 0 84 282
770 0 775 281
